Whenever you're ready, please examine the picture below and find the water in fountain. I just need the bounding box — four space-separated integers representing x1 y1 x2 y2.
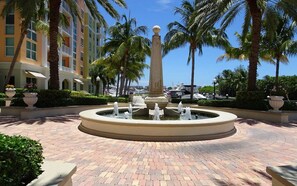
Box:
124 112 130 119
153 103 161 120
113 102 119 116
184 107 192 120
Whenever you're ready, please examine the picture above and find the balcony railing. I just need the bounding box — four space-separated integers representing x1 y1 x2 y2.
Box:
62 66 72 73
62 26 72 35
62 1 70 13
62 44 71 55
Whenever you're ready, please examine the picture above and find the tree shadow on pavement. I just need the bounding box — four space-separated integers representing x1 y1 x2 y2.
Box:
236 118 297 128
0 115 80 127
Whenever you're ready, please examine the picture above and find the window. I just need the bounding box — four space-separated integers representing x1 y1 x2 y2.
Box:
73 59 76 71
5 38 14 56
73 82 77 91
5 4 14 34
62 59 66 66
80 38 84 47
80 66 83 76
26 41 37 60
26 77 37 84
27 22 37 41
80 52 83 61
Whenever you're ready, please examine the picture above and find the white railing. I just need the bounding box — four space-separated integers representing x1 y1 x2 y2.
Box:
62 66 73 73
62 26 72 35
62 44 71 55
62 1 70 13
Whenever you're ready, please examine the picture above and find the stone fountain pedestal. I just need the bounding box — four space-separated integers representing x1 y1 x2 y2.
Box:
144 25 168 110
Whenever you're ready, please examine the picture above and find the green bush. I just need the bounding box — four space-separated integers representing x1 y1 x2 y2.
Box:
0 93 6 98
71 96 108 105
0 98 4 106
106 96 129 103
36 90 72 108
0 133 44 185
70 90 92 97
197 100 236 107
236 91 265 102
171 98 198 104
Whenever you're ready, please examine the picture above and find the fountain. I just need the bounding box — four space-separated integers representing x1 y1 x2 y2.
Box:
153 103 161 120
79 25 237 141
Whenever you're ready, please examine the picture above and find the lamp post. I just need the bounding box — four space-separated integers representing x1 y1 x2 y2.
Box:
96 76 100 96
213 79 216 100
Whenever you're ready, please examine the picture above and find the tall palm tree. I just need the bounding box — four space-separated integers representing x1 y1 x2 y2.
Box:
262 15 297 90
1 0 46 92
48 0 127 90
195 0 297 91
102 15 151 96
164 0 229 99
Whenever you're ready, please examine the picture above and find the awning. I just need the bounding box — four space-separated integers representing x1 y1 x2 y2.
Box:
74 78 84 85
25 70 46 78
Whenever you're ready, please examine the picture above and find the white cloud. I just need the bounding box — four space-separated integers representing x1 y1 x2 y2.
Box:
151 0 174 12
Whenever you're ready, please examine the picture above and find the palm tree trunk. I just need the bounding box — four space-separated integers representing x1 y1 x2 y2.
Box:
190 48 195 100
116 73 120 97
124 77 129 95
2 30 27 92
247 0 262 91
275 57 280 90
48 0 61 90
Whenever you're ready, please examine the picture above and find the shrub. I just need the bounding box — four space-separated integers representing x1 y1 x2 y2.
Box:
36 90 72 108
236 91 265 102
0 93 6 98
71 96 108 105
171 98 198 104
106 96 129 103
0 134 44 185
197 100 235 107
0 98 4 106
70 90 92 97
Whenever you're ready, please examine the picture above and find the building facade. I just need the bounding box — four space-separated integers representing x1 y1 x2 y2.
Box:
0 0 103 92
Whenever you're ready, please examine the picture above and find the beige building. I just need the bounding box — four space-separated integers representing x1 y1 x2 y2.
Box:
0 0 103 92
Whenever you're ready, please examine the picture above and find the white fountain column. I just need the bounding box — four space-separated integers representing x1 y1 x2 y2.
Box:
145 25 168 109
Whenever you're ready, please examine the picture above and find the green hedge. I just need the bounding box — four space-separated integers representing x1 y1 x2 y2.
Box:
0 93 6 98
71 96 108 105
236 91 265 102
171 98 198 104
198 99 297 111
105 96 129 103
0 98 4 106
0 133 44 186
36 90 72 108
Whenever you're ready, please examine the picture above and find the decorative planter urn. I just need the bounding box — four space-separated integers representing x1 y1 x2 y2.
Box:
23 92 38 109
268 96 284 112
5 89 16 98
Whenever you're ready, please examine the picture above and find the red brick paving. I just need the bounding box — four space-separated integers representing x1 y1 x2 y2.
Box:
0 115 296 185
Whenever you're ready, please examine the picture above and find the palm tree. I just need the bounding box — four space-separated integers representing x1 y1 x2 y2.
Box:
1 0 45 92
262 15 297 90
195 0 297 91
48 0 127 90
102 15 151 96
164 0 229 99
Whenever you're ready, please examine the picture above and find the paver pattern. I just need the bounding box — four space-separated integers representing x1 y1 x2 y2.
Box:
0 115 296 186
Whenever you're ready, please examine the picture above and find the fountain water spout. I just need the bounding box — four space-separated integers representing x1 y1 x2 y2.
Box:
178 101 183 113
113 102 119 116
184 107 192 120
153 103 160 120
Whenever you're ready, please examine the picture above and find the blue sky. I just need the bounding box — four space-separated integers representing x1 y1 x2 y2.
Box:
101 0 297 87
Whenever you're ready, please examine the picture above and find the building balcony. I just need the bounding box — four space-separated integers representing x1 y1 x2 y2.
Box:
62 1 70 13
62 26 72 35
62 44 71 56
61 66 73 73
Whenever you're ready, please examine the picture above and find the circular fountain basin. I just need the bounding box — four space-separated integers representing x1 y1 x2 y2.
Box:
79 107 237 141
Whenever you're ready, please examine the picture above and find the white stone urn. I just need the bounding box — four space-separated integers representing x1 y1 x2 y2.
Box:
23 92 38 109
268 96 284 112
5 88 16 98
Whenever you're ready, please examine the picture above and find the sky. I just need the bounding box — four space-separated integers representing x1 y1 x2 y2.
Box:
100 0 297 87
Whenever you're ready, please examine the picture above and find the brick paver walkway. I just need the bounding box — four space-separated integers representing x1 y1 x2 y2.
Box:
0 115 296 185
